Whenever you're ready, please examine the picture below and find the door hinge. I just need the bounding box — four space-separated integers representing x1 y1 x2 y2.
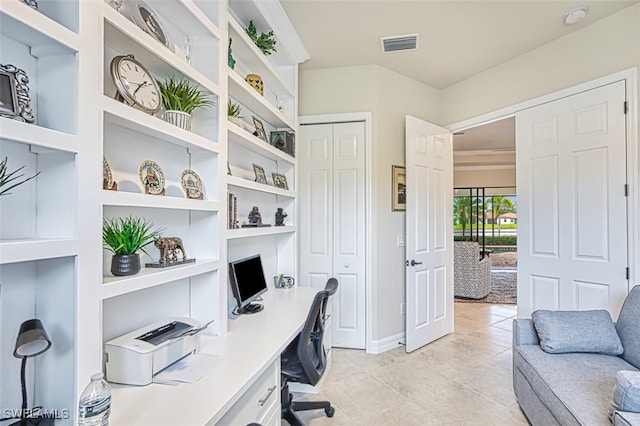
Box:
625 184 629 196
624 101 628 114
626 267 630 280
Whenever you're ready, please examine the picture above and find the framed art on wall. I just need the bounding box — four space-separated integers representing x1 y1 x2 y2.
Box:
392 165 406 211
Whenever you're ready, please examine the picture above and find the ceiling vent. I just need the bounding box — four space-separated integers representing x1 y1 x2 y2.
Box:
380 34 419 53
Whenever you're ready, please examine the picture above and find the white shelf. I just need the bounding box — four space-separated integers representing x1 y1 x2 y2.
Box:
227 175 294 197
151 0 222 39
0 1 79 53
103 97 220 153
102 258 220 299
102 189 221 211
227 13 294 97
226 225 295 240
103 4 222 96
0 238 78 264
0 118 79 153
228 71 295 129
228 121 295 165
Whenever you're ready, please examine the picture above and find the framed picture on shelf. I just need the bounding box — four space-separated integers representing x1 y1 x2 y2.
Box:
392 165 406 211
252 116 268 142
271 173 288 190
0 64 35 123
270 131 295 157
252 163 268 184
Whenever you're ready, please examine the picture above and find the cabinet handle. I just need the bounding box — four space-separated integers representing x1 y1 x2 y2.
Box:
259 385 277 407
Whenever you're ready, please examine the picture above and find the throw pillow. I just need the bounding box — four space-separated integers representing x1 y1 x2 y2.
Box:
616 286 640 369
531 309 623 355
610 370 640 421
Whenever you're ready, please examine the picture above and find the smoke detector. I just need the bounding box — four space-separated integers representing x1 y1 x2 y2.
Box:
380 34 419 53
564 7 587 25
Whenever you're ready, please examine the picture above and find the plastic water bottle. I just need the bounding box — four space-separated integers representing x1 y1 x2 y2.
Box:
78 372 111 426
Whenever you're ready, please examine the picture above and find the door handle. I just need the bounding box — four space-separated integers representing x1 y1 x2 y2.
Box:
410 259 422 266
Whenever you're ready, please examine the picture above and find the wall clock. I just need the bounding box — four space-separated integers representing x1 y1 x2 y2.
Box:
110 54 162 114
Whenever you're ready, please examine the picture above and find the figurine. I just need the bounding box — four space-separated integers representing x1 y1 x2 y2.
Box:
275 208 287 226
248 206 262 225
154 237 186 264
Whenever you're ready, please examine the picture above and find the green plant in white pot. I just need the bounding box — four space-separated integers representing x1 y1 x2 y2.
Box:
103 216 163 276
227 99 243 127
157 76 214 131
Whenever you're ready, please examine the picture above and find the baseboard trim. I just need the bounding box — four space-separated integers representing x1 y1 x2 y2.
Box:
369 332 405 354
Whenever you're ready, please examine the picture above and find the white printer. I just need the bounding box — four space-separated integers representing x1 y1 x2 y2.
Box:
105 317 211 386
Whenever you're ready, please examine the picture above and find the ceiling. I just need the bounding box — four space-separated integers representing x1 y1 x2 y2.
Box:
281 0 637 164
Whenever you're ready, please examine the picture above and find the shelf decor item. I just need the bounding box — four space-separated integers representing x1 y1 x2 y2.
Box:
103 156 117 191
116 0 174 52
157 76 214 131
242 206 271 228
0 64 35 123
245 20 277 55
19 0 38 9
0 157 39 196
245 73 264 95
103 216 163 276
271 172 288 190
138 159 165 195
228 38 236 69
252 163 267 184
110 54 162 115
270 130 295 157
275 207 287 226
180 168 203 199
227 99 243 127
145 236 195 268
252 116 267 141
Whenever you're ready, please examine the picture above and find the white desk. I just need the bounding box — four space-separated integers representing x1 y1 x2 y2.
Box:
109 287 318 425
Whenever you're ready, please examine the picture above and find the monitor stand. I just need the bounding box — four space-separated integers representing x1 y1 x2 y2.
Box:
238 302 264 315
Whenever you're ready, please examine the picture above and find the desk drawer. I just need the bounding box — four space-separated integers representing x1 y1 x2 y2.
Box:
216 360 279 425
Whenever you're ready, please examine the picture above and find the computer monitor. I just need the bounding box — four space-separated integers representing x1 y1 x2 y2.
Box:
229 254 268 315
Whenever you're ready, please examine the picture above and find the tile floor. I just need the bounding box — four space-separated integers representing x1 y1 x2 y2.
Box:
293 302 528 425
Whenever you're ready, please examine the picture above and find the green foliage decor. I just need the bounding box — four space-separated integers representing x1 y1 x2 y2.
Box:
245 20 277 55
454 235 517 246
103 216 163 256
157 76 214 114
0 157 40 196
227 99 242 117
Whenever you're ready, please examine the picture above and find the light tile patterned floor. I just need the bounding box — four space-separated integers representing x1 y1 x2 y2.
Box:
293 302 527 425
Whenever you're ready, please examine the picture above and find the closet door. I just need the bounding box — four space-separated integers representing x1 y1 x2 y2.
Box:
299 121 366 349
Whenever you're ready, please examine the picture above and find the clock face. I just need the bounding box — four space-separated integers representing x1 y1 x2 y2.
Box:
115 57 161 113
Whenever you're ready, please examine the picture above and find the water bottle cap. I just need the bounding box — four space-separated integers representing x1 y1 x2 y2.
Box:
90 372 104 381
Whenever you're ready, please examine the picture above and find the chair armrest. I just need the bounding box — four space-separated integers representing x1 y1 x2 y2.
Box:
513 319 540 346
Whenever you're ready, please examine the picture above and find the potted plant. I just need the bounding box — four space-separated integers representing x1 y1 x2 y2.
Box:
157 76 214 131
227 99 243 127
245 20 277 55
103 216 163 276
0 157 40 196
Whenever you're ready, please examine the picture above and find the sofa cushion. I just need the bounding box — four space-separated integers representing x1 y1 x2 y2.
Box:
514 345 637 425
610 371 640 420
532 310 623 355
616 286 640 369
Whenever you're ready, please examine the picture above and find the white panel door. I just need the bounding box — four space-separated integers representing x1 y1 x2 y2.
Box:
299 121 366 349
405 116 453 353
516 81 628 318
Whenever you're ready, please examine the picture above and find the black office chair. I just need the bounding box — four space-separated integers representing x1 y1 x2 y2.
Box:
281 278 338 426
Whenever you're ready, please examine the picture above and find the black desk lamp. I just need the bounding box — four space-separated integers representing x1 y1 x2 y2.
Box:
11 319 52 426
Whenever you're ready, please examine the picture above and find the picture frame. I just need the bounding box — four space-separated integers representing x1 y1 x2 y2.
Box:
252 163 267 184
392 165 406 211
0 64 35 123
19 0 38 9
270 131 295 157
252 116 268 142
271 172 288 190
117 0 175 52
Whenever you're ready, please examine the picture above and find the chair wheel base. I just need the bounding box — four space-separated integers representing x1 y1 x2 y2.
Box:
325 407 335 417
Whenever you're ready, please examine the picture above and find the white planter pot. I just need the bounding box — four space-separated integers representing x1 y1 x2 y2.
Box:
228 115 243 127
163 110 192 131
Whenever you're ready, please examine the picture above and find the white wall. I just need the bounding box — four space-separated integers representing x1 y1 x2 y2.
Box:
298 3 640 346
299 65 441 342
454 168 516 188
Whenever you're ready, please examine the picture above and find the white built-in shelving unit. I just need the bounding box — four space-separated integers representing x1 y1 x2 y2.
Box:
0 0 307 423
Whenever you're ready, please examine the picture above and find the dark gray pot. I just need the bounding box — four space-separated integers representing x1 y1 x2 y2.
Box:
111 254 141 276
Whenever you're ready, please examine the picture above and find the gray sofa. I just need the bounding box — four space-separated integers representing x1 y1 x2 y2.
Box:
513 286 640 425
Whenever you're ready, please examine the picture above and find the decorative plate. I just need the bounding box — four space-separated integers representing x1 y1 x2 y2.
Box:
138 159 165 195
180 169 203 199
103 156 115 190
118 0 175 52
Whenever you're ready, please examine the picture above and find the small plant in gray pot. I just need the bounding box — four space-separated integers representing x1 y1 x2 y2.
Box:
103 216 163 276
157 76 214 131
